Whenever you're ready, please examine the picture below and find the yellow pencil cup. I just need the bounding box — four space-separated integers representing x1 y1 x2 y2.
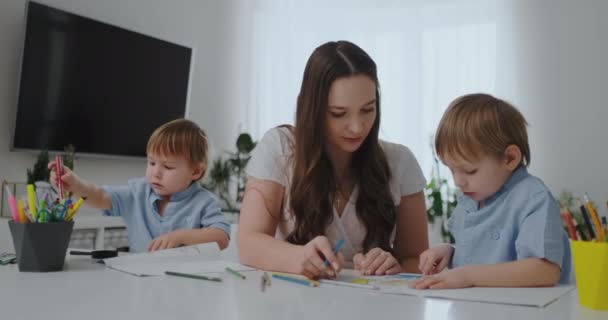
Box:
571 240 608 310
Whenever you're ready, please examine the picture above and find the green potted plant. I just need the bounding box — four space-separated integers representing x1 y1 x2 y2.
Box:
228 133 256 202
425 142 457 243
26 150 50 185
202 158 235 211
202 132 257 212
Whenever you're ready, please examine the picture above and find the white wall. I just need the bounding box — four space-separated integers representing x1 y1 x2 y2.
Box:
495 0 608 216
1 0 607 220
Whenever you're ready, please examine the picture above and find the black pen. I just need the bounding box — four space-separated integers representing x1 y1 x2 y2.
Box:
165 271 223 282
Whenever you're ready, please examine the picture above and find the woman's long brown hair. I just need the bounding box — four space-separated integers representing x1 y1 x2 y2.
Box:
285 41 395 252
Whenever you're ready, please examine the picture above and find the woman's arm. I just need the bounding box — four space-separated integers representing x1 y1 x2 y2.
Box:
237 177 339 277
393 191 429 273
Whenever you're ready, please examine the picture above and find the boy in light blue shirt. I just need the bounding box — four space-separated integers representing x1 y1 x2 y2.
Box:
412 93 571 289
49 119 230 253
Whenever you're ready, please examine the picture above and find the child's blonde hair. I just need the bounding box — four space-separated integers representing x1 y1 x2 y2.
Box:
435 93 530 166
147 119 208 179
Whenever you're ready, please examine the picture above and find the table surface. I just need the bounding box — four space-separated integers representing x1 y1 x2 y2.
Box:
0 251 606 320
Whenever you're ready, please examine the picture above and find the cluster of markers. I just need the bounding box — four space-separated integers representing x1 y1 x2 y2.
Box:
5 156 85 223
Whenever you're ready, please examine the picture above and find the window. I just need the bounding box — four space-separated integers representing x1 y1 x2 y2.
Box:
237 0 497 177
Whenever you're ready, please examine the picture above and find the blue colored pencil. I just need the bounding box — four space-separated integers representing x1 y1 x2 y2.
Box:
323 238 345 267
271 273 318 287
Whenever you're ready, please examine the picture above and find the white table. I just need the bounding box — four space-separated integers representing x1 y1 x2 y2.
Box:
0 254 605 320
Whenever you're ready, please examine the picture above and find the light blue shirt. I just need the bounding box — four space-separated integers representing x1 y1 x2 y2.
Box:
102 178 230 253
448 167 572 284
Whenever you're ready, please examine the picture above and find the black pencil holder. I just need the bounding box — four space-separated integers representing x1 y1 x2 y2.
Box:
9 220 73 272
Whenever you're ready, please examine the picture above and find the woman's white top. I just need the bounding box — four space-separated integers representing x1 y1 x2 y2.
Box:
246 127 426 264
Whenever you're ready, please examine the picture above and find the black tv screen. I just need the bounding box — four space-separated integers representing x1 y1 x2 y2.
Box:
12 1 192 157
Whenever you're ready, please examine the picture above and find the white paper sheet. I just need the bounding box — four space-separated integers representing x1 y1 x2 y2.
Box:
380 284 575 307
333 269 574 307
103 243 254 276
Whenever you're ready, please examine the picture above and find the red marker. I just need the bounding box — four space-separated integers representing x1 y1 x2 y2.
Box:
56 155 64 200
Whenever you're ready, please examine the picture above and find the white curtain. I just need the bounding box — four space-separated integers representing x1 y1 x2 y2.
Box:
237 0 497 179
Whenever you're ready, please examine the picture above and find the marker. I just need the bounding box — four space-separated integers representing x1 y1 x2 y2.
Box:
65 197 86 221
323 238 345 268
225 267 246 279
37 198 47 222
58 198 71 220
26 184 37 221
56 155 64 200
165 271 222 282
17 199 27 223
5 185 19 222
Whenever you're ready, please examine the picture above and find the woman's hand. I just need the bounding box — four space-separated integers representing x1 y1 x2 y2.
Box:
353 247 401 276
294 236 343 279
418 244 454 275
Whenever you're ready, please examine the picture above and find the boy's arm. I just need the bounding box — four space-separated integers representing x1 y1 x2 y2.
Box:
48 160 111 210
148 228 229 251
412 257 560 289
460 258 561 287
172 228 229 250
70 181 112 210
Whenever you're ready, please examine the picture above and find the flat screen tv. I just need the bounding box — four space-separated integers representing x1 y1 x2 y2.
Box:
12 1 192 157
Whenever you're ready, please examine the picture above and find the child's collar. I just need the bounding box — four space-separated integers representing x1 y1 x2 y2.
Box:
461 166 529 211
149 181 201 203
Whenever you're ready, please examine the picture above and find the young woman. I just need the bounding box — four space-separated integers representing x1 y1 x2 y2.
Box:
237 41 428 279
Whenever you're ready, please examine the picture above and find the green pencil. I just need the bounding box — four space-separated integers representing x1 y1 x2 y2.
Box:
225 267 246 279
165 271 222 282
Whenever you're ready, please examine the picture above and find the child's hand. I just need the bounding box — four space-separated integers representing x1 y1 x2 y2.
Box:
148 231 183 251
47 160 84 195
353 248 401 276
294 236 342 279
418 244 454 275
409 268 473 289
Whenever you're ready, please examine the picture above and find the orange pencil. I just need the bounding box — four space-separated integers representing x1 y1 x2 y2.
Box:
583 194 604 241
560 206 577 240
